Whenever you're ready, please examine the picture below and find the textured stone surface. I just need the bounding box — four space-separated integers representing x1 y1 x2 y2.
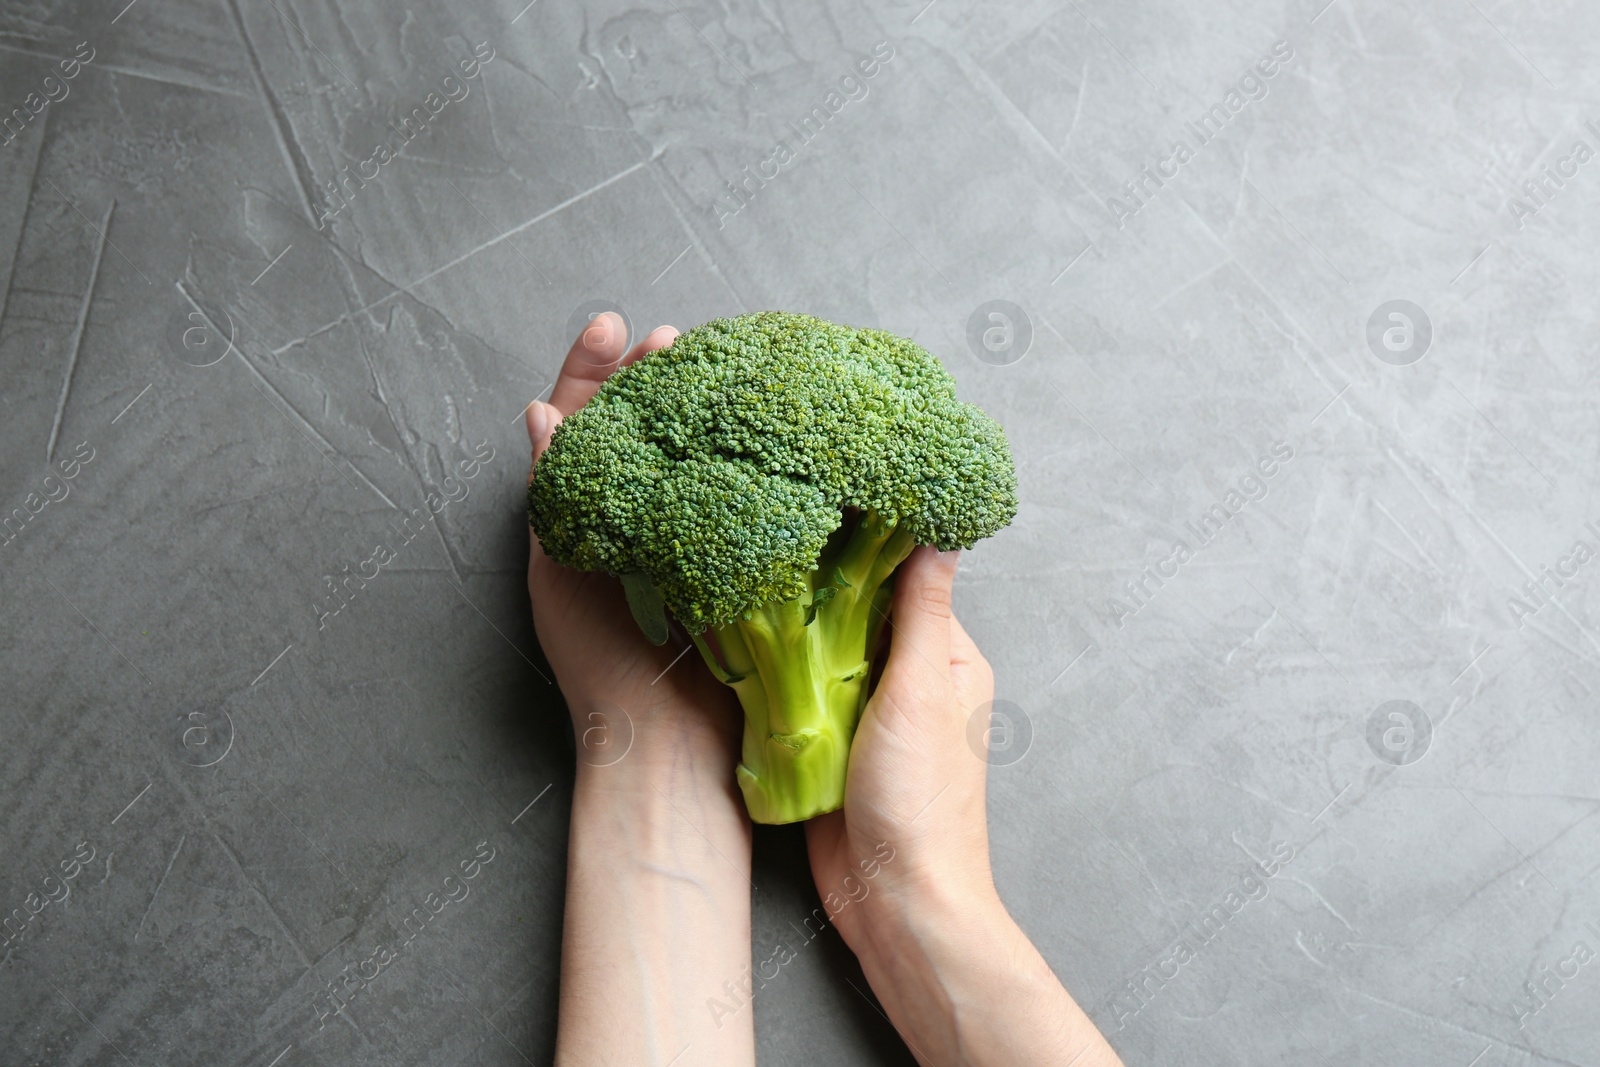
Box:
2 0 1598 1064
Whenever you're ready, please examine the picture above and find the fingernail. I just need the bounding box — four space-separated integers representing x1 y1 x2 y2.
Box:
655 325 678 342
582 313 614 352
525 401 548 444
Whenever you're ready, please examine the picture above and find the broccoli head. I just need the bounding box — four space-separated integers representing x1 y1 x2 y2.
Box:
529 311 1017 823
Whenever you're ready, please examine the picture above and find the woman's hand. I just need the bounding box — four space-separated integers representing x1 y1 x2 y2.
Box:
532 314 755 1067
804 547 998 942
805 547 1125 1067
526 312 741 763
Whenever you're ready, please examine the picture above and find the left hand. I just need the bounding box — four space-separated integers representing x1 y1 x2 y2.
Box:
525 313 743 770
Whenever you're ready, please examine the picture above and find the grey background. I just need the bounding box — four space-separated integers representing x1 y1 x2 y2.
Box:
1 0 1597 1064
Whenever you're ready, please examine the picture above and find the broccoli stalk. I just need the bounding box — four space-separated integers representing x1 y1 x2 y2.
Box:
688 510 916 823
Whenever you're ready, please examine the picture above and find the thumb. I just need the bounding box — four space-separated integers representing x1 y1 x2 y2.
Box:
881 546 961 691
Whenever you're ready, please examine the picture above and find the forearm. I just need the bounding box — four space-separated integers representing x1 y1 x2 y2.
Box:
555 728 755 1067
853 881 1124 1067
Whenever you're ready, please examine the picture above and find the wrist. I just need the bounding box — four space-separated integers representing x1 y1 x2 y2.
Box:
853 871 1008 978
565 732 751 870
847 885 1103 1066
838 835 998 952
568 694 738 788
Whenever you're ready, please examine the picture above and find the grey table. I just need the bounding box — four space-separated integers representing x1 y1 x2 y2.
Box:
2 0 1598 1064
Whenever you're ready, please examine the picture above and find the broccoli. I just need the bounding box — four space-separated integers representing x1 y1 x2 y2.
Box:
529 311 1017 823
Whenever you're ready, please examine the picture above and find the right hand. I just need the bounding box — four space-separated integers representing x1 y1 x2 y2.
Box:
804 546 1001 941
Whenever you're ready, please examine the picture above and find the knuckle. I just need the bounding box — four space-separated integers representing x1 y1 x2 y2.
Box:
914 582 953 618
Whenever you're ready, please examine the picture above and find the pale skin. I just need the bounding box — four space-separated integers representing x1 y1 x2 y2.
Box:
530 313 1124 1067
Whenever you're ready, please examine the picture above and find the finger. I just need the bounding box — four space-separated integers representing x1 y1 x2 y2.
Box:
525 400 566 560
948 612 994 717
804 809 844 859
525 400 563 481
548 311 630 416
881 546 960 692
621 324 678 368
948 611 979 668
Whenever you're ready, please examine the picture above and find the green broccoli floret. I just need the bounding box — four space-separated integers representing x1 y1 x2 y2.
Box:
529 311 1017 824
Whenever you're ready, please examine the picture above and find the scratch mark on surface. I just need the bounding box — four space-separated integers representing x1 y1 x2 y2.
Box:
0 42 243 97
1147 255 1233 310
643 158 750 310
225 0 320 225
1061 58 1090 158
1292 930 1326 967
1449 643 1494 684
445 580 552 684
404 156 653 290
81 58 250 96
663 0 757 90
443 176 552 285
273 157 657 351
135 833 186 942
44 179 153 283
1048 643 1091 685
209 830 314 968
1341 986 1585 1067
248 780 363 897
839 175 952 286
346 321 463 580
1174 197 1346 395
45 577 152 685
438 969 538 1065
47 198 113 461
0 46 240 99
264 0 359 91
39 973 137 1066
180 276 397 509
1276 874 1356 931
0 103 47 338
